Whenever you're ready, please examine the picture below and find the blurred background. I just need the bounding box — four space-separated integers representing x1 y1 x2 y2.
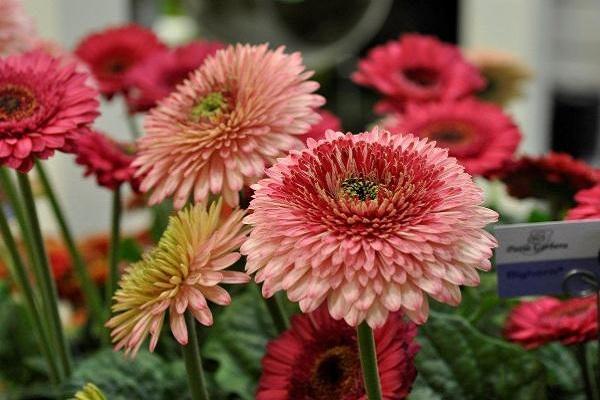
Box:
19 0 600 235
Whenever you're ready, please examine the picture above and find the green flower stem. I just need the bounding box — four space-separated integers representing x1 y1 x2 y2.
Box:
357 322 383 400
106 185 122 307
126 113 141 140
264 293 290 334
0 205 60 383
182 311 210 400
17 172 72 379
35 162 107 339
575 343 600 400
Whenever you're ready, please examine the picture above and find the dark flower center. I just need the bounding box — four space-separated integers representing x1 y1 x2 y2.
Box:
191 92 227 121
310 346 360 399
341 177 380 201
429 130 467 144
0 85 37 121
103 57 132 76
403 67 439 87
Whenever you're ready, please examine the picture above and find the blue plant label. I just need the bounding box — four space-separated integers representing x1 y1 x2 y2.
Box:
494 219 600 298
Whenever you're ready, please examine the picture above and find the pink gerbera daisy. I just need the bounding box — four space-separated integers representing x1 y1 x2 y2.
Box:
257 306 419 400
134 43 325 209
0 51 99 172
352 34 484 114
242 128 498 327
0 0 36 55
75 24 166 98
73 130 140 191
387 99 521 176
505 296 597 349
299 109 342 144
125 40 225 113
566 185 600 220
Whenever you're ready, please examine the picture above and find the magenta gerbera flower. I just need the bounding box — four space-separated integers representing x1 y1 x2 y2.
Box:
242 128 498 327
257 306 419 400
0 0 36 55
387 99 521 176
0 51 99 172
566 185 600 220
125 40 225 113
352 34 484 113
75 24 166 98
134 44 325 209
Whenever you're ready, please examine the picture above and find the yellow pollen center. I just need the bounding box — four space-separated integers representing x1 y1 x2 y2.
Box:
191 92 227 121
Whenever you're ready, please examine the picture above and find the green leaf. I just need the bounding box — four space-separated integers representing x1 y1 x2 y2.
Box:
411 311 547 400
536 344 584 400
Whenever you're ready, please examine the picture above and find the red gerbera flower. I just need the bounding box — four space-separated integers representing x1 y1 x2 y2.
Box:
299 109 342 144
0 51 99 172
257 306 419 400
125 40 225 113
497 152 599 201
73 130 140 191
387 99 521 176
505 296 598 349
352 34 484 114
566 185 600 220
75 24 166 98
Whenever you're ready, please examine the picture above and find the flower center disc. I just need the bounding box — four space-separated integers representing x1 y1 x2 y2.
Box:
403 67 439 87
191 92 227 121
0 85 37 121
310 346 359 399
341 177 380 201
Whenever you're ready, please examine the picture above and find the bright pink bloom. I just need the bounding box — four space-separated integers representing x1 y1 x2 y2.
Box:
135 44 325 209
566 185 600 220
125 40 225 112
387 99 521 176
242 128 498 328
299 109 342 144
353 34 484 113
257 306 419 400
75 24 166 98
0 0 36 55
505 296 598 349
73 130 140 191
0 51 99 172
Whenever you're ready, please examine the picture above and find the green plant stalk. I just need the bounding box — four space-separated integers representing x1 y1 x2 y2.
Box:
0 206 60 383
357 322 383 400
182 311 210 400
575 343 600 400
17 172 72 379
106 185 122 307
35 162 106 337
264 293 290 334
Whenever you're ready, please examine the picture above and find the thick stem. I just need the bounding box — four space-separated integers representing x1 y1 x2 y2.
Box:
264 293 290 334
575 343 600 400
106 186 122 306
35 162 106 337
357 322 383 400
0 205 60 383
17 172 72 378
182 311 210 400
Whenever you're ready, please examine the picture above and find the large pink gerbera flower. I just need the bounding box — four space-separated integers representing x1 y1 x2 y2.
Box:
134 44 325 209
75 24 166 98
257 306 419 400
0 0 36 55
242 128 498 327
352 34 484 113
387 99 521 176
125 40 225 113
0 51 99 172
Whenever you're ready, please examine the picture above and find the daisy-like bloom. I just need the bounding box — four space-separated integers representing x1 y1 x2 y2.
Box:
70 383 107 400
0 51 99 172
242 128 498 327
257 306 419 400
299 109 342 144
352 34 485 113
135 43 325 209
75 24 166 98
387 99 521 176
504 296 597 349
466 48 532 107
125 40 225 113
566 185 600 220
73 130 140 191
106 200 249 356
0 0 36 55
498 153 599 201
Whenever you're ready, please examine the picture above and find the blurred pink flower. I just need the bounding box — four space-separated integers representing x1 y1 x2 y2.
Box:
299 109 341 144
0 0 36 55
566 184 600 220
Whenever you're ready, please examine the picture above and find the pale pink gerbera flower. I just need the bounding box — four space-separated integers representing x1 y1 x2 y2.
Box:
106 200 249 356
0 0 36 55
134 44 325 209
242 128 498 327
